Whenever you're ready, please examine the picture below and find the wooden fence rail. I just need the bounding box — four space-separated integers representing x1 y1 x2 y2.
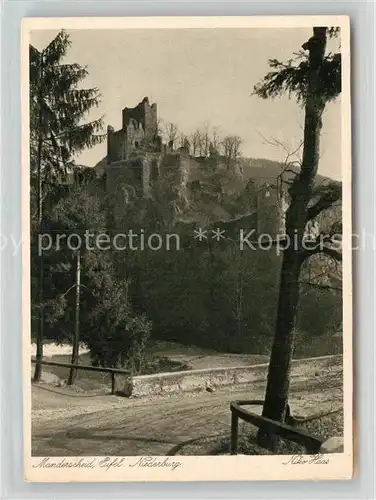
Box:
230 400 325 455
31 358 131 395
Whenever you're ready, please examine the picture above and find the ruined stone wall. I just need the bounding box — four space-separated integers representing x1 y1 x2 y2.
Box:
126 119 145 153
105 153 164 220
131 354 342 398
107 120 146 162
157 153 192 211
106 158 146 194
107 97 159 164
107 126 127 163
159 153 191 186
122 97 157 139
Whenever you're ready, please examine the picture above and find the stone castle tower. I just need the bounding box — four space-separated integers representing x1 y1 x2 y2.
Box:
104 97 170 220
122 97 158 140
107 97 161 163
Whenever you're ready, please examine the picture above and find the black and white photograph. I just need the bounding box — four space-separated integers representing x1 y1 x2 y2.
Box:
22 16 352 482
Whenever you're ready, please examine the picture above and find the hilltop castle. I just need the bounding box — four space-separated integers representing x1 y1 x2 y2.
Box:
106 96 162 163
101 97 196 220
97 97 288 236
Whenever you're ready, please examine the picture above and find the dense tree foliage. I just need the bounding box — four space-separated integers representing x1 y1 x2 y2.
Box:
30 30 104 186
38 160 341 361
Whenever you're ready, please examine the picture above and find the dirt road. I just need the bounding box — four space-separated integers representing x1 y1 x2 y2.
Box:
32 369 342 456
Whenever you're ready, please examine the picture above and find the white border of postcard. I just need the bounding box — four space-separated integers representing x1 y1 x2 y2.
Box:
22 15 352 482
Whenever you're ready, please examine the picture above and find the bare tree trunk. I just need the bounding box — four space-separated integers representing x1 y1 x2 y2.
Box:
68 251 81 385
260 248 302 425
258 28 328 442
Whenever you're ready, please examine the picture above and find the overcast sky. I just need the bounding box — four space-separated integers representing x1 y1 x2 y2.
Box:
31 28 341 180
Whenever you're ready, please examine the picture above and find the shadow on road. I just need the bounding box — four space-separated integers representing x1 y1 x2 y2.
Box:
33 383 113 398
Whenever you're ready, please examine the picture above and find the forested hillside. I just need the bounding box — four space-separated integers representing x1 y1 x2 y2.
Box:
34 152 342 365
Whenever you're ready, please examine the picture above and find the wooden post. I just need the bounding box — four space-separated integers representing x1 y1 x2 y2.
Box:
68 251 81 386
230 410 238 455
111 373 115 395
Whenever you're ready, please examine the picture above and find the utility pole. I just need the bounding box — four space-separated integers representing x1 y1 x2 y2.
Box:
68 251 81 385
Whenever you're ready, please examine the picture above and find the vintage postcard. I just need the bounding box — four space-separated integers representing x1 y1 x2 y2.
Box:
22 16 352 482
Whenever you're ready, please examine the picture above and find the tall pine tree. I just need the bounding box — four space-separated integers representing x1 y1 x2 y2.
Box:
30 30 104 381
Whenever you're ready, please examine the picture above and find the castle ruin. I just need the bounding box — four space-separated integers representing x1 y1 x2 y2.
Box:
107 96 161 163
102 97 288 237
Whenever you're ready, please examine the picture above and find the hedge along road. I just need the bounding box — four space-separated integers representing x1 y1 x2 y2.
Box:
31 364 342 456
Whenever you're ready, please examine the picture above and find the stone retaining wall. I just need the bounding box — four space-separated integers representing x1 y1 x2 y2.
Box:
130 355 342 398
